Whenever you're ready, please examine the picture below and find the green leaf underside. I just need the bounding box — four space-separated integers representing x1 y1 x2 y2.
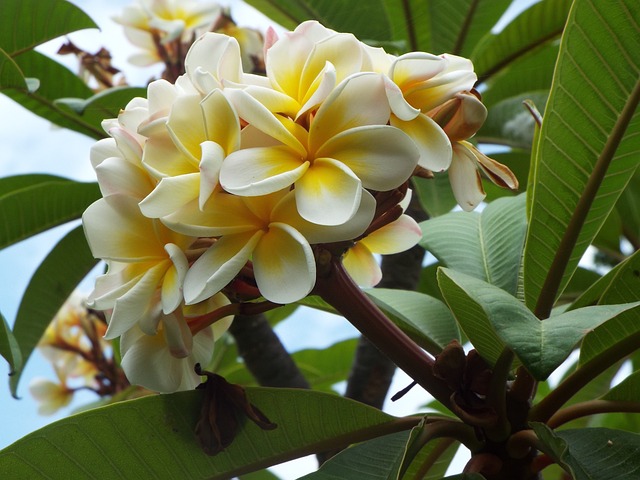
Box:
0 311 22 376
0 175 100 249
421 195 527 296
438 268 640 379
366 288 460 355
533 423 640 479
0 388 407 479
523 0 640 311
10 226 98 397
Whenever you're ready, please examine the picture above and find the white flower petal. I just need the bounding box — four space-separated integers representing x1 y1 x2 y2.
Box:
343 243 382 287
95 156 154 200
391 113 452 172
448 144 486 211
317 125 419 191
139 173 200 218
184 230 264 304
199 141 224 208
253 223 316 303
161 243 189 314
363 214 422 254
200 89 240 154
90 138 119 168
295 157 362 226
166 94 207 162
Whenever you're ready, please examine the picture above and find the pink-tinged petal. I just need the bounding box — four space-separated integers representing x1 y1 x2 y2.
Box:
253 223 316 303
317 125 419 191
199 141 224 208
161 243 189 314
343 243 382 287
200 89 240 154
220 146 308 196
224 89 306 155
363 214 422 254
310 73 390 153
449 144 486 211
139 173 200 218
110 127 143 164
467 142 519 190
295 158 362 226
104 262 168 339
142 132 197 178
273 189 375 244
162 192 262 237
390 52 445 87
90 138 119 168
166 94 207 162
184 230 264 304
95 156 155 200
391 113 452 172
384 75 420 121
145 79 178 123
83 196 166 261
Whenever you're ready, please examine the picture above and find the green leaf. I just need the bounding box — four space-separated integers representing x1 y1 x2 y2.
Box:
10 226 98 397
0 311 22 377
366 288 459 356
299 430 409 479
476 91 548 150
426 0 512 56
578 307 640 367
533 423 640 479
471 0 572 81
2 50 103 138
421 195 527 295
570 249 640 310
412 174 457 218
0 175 100 249
602 370 640 402
617 168 640 244
523 0 640 313
0 47 27 90
243 0 391 42
0 0 97 56
0 388 409 479
438 268 640 379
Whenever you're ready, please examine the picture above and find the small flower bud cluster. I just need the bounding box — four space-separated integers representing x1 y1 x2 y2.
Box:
83 21 517 392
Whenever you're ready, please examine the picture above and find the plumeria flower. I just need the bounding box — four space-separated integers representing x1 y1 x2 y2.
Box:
139 87 241 218
113 0 221 66
343 192 422 287
120 293 232 393
83 194 193 339
29 366 74 416
220 73 419 226
172 188 375 305
432 91 519 210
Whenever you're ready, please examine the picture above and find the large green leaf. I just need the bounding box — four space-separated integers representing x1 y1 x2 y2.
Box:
471 0 571 81
523 0 640 314
421 195 527 295
2 50 103 138
438 268 639 379
0 388 411 479
10 226 99 397
0 175 100 249
412 174 457 218
243 0 391 42
602 369 640 402
569 249 640 310
0 311 22 377
533 424 640 479
366 288 459 356
425 0 512 56
0 47 27 90
0 0 97 56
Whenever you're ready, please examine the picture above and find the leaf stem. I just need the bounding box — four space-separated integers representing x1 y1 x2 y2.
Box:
529 329 640 422
534 78 640 319
313 255 454 412
548 399 640 429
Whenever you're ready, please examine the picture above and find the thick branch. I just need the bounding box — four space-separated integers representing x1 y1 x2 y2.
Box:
229 313 310 389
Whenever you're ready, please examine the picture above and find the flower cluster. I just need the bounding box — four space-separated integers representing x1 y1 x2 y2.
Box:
29 295 127 414
83 20 516 393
